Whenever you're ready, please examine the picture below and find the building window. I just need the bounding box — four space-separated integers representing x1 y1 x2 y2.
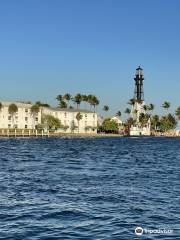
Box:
15 116 18 119
36 117 38 121
14 124 18 129
25 117 28 121
8 124 11 128
25 109 28 113
64 112 67 118
8 116 11 120
93 114 95 118
25 125 28 129
85 114 87 118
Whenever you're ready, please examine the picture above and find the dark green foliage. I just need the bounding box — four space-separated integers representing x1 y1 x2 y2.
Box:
159 114 177 132
175 106 180 120
31 104 40 114
101 118 119 133
103 105 109 112
8 103 18 114
42 114 62 131
139 113 150 126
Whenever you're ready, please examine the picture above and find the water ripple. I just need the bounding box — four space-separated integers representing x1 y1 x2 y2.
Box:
0 137 180 239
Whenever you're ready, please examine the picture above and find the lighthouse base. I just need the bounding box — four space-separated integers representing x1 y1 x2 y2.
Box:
130 125 151 136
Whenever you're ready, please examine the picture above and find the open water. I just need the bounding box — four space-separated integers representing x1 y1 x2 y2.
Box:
0 137 179 239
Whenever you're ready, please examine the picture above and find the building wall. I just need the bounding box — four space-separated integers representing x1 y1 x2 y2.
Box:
0 102 98 133
0 102 41 129
42 107 97 134
130 125 151 136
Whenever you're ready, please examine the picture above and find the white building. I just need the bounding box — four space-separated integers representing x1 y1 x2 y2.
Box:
0 101 41 129
42 107 97 134
111 116 123 125
111 116 123 133
0 101 97 134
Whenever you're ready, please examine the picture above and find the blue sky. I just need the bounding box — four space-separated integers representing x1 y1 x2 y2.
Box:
0 0 179 117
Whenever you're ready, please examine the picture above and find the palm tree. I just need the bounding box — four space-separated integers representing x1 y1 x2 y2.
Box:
149 103 154 111
143 105 148 112
91 95 100 112
162 101 170 113
76 112 83 133
56 94 63 102
148 103 154 116
116 111 121 118
125 108 131 115
87 94 94 109
0 102 2 111
8 103 18 128
139 113 150 126
175 106 180 120
82 94 88 109
63 93 71 107
59 100 67 108
151 115 160 131
126 117 135 127
103 105 109 112
31 104 40 129
73 93 82 109
127 98 135 106
35 101 50 107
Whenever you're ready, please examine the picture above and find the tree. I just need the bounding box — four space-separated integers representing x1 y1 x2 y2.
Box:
125 108 131 115
31 104 40 129
116 111 121 118
0 102 2 111
139 113 150 126
159 114 177 132
126 117 135 127
87 94 94 109
63 93 71 107
73 94 82 109
76 112 83 133
82 94 88 108
42 114 62 131
127 98 135 106
143 105 148 112
149 103 154 112
59 100 67 108
151 115 160 131
35 101 50 107
8 103 18 128
56 95 63 102
91 95 100 112
101 118 119 133
175 106 180 120
70 120 77 133
103 105 109 112
162 101 170 112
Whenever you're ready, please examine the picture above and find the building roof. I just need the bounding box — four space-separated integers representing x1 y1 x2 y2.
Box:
1 101 32 108
0 101 96 114
44 107 95 113
111 116 123 124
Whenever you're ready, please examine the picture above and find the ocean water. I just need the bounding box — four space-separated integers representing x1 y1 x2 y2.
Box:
0 137 179 240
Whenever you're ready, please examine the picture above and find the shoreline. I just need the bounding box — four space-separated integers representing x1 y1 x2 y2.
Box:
0 132 179 139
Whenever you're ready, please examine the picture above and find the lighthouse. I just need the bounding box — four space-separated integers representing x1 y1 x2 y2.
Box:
129 66 151 136
134 66 144 102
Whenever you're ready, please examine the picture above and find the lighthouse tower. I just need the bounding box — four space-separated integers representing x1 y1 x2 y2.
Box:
131 66 145 122
130 66 151 136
